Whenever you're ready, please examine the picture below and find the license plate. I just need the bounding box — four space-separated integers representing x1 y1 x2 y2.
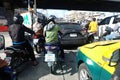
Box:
4 57 11 65
45 53 55 62
94 36 99 40
70 33 77 37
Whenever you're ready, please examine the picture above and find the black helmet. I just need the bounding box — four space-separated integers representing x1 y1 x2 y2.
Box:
37 18 43 23
47 15 56 23
13 14 24 24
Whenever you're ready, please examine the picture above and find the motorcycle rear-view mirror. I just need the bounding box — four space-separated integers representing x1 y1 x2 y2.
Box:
0 35 5 50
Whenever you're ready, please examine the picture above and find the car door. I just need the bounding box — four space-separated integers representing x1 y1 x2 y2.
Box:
98 17 112 37
110 16 117 30
111 15 120 30
100 49 120 80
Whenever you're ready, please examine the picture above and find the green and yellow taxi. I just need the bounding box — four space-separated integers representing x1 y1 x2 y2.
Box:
76 40 120 80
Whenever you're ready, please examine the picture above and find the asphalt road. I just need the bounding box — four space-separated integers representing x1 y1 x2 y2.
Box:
0 32 78 80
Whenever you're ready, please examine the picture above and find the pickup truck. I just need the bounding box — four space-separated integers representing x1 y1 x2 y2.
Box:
98 15 120 38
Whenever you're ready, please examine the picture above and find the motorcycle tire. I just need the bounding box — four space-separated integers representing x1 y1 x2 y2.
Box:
9 75 18 80
87 35 94 43
35 44 42 54
51 64 56 74
1 72 18 80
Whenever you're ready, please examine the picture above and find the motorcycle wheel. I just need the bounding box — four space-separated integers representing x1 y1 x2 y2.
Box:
2 72 18 80
51 64 56 74
9 75 18 80
87 35 94 43
35 43 42 54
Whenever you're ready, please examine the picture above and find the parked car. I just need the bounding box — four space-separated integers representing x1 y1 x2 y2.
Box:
98 14 120 39
76 40 120 80
57 22 89 47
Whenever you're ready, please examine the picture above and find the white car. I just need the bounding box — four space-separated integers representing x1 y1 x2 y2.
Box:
98 15 120 38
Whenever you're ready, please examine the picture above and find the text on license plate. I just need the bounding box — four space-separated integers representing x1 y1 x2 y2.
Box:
70 33 77 37
45 53 55 62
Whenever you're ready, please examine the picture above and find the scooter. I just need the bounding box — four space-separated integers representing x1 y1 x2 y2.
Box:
3 34 32 80
44 43 62 74
0 34 18 80
25 33 44 54
33 35 45 54
4 44 30 80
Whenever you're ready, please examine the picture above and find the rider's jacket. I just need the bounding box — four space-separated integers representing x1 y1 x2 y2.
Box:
9 24 35 44
44 24 60 43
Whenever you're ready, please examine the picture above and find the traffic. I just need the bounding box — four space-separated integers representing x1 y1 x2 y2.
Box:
1 2 120 80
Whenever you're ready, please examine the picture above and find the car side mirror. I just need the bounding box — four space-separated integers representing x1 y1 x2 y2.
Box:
102 50 120 67
108 51 120 67
0 35 5 50
109 58 118 67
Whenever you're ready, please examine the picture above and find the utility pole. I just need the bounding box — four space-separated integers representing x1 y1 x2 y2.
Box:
34 0 37 14
28 0 31 11
28 0 33 29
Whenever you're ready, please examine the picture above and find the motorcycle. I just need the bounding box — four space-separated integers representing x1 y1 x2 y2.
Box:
87 31 98 43
0 34 18 80
25 33 45 54
4 44 30 80
44 43 62 74
2 34 32 80
33 35 45 54
83 27 98 43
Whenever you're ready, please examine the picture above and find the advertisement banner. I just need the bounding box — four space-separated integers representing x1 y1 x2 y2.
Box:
21 12 32 28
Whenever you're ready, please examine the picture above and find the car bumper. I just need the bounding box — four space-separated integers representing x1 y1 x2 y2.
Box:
60 38 87 46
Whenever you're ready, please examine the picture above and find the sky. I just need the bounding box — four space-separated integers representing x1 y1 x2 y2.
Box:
37 9 68 18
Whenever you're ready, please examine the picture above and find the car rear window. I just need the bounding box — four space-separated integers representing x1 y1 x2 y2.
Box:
59 23 82 30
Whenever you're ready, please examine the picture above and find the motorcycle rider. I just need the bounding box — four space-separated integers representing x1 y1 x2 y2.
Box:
8 14 38 66
43 16 64 59
33 17 46 53
88 18 98 33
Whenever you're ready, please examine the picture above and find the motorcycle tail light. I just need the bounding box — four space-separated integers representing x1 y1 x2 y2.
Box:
45 46 56 50
45 46 49 50
34 35 38 39
50 46 56 50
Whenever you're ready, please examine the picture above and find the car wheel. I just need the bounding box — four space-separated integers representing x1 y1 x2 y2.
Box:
78 63 92 80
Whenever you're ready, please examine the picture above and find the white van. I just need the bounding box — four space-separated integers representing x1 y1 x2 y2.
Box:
98 15 120 38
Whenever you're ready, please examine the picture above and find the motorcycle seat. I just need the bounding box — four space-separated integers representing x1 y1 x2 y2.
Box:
45 42 59 46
